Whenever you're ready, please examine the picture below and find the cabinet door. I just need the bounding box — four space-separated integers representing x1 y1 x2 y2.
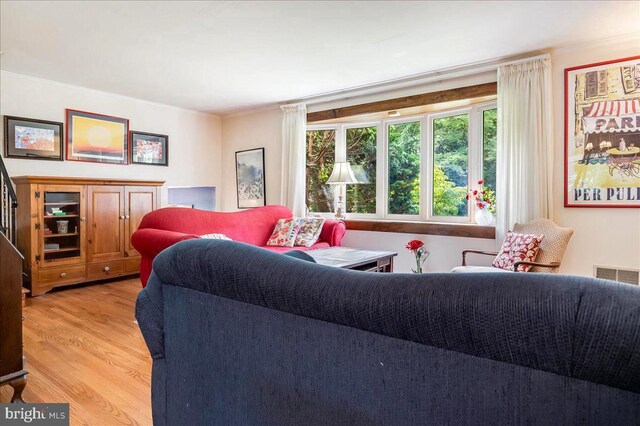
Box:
38 184 86 268
87 186 125 262
124 186 157 258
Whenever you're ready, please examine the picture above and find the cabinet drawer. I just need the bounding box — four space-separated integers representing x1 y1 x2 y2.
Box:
87 260 124 280
124 257 141 273
39 265 86 286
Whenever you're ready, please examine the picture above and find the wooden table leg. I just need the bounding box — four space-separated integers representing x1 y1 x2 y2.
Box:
9 375 27 403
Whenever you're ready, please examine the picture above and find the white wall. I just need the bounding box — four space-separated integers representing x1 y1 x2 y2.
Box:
1 71 222 206
550 36 640 276
220 35 640 275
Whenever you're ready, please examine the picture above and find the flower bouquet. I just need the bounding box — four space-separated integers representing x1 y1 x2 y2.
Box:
466 180 496 225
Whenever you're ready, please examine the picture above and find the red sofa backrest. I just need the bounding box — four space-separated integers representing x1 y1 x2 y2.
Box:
138 205 293 246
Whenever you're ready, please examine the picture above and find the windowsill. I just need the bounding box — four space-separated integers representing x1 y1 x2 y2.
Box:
344 219 495 239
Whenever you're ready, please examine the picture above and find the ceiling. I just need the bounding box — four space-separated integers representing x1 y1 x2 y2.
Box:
1 1 638 114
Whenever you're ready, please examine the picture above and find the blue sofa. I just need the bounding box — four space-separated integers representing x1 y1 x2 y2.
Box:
136 240 640 425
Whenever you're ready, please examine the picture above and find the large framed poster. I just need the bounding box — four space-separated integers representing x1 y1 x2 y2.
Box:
565 56 640 208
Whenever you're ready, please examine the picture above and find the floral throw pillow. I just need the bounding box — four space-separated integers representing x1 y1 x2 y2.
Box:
492 232 544 272
266 218 302 247
294 217 325 247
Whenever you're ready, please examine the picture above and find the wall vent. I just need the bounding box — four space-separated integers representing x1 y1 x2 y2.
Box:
594 266 639 285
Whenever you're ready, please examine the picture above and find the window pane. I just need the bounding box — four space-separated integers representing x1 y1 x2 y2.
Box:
306 129 335 213
432 114 468 217
388 121 420 215
346 126 377 214
482 108 497 214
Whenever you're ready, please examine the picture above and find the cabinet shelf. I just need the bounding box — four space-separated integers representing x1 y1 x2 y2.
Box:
44 247 80 253
44 215 79 219
44 233 79 238
44 202 80 206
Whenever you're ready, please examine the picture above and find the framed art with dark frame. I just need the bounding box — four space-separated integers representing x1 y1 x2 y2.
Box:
66 109 129 165
235 147 266 208
564 55 640 208
3 116 64 161
130 131 169 166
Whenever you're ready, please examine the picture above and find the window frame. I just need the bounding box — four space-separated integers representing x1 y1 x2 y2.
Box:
305 100 497 225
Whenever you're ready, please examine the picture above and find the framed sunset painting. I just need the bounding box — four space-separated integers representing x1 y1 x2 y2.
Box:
66 109 129 164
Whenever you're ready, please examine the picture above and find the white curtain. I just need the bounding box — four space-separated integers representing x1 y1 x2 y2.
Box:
280 103 307 217
496 57 553 244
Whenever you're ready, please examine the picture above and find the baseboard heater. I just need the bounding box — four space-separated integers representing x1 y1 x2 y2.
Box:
594 266 640 285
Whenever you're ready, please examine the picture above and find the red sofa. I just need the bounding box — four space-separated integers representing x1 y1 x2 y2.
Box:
131 205 346 287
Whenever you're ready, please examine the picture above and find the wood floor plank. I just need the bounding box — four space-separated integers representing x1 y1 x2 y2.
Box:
0 278 153 426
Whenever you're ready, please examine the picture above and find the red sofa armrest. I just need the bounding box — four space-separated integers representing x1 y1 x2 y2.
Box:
132 228 200 260
319 220 346 246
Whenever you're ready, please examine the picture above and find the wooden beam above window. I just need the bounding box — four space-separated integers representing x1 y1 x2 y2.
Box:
345 220 496 239
307 82 497 123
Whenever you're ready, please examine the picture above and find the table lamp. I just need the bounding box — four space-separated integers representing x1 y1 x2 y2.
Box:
326 161 359 220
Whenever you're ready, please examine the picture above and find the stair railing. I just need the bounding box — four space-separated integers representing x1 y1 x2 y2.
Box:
0 155 18 246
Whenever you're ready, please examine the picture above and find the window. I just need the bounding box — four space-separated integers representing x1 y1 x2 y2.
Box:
305 129 336 213
482 108 497 194
388 121 420 215
306 101 497 224
346 126 377 214
432 113 468 218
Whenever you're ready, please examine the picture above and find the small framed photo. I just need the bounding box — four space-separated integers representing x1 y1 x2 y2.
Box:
235 147 266 208
130 131 169 166
3 116 64 161
66 109 129 164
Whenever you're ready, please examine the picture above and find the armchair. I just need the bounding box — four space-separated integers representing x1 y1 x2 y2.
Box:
453 219 573 273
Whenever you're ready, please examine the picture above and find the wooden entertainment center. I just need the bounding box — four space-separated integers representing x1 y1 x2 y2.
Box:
13 176 164 296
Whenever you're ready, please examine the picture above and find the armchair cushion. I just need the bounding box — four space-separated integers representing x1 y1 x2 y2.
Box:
451 266 511 273
492 232 544 272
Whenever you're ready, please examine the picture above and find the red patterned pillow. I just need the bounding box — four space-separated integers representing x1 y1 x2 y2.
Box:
492 232 544 272
266 218 302 247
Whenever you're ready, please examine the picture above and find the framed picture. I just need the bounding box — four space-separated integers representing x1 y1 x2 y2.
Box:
130 131 168 166
66 109 129 164
235 147 266 209
565 56 640 208
3 116 63 161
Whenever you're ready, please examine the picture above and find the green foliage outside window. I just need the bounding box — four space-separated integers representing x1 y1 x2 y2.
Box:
482 108 497 196
388 121 420 215
346 127 377 214
433 114 468 216
305 130 335 213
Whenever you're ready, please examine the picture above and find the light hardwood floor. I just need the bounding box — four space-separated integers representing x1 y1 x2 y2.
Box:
0 278 153 426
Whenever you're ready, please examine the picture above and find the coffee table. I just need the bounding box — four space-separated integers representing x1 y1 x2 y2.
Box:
307 247 397 272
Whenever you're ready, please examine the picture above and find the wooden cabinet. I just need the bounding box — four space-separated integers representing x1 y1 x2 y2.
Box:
13 177 163 296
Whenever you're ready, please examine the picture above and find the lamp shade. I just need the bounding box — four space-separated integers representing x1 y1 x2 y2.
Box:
326 161 359 184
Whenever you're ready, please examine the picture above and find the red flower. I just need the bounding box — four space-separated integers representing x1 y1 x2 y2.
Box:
465 194 469 200
473 190 478 195
475 196 480 201
477 202 485 209
405 239 424 251
478 180 484 185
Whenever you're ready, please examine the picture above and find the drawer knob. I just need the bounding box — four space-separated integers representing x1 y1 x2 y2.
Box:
125 215 130 219
80 216 86 222
60 272 67 278
104 266 110 273
120 215 125 220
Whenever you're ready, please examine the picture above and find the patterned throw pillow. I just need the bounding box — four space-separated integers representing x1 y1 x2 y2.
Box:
294 217 325 247
199 233 232 240
266 218 302 247
492 232 544 272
